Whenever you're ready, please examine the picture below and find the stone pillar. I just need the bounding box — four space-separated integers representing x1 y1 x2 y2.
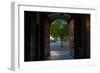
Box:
43 16 50 60
69 19 74 57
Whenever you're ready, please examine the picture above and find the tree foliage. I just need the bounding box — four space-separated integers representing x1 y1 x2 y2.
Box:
50 19 69 41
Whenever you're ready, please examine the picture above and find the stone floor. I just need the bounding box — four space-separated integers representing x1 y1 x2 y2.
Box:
50 41 70 51
48 51 73 60
48 41 73 60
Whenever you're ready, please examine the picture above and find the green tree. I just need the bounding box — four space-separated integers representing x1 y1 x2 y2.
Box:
50 19 69 47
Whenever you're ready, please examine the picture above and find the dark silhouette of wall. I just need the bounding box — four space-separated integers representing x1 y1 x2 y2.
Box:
74 14 90 59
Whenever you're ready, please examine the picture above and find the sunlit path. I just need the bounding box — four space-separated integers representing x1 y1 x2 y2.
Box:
50 41 70 51
49 40 73 60
49 51 73 60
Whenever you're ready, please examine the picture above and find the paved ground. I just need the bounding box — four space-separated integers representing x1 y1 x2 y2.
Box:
49 51 73 60
49 41 73 60
50 41 70 51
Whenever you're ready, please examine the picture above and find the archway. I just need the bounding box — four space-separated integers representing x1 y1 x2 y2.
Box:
49 18 73 60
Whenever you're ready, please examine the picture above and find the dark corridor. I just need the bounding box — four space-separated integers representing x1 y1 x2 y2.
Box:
24 11 90 61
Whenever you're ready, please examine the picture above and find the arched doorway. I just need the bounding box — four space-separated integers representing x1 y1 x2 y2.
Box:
49 19 73 60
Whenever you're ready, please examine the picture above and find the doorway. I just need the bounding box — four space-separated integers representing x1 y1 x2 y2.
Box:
49 19 73 60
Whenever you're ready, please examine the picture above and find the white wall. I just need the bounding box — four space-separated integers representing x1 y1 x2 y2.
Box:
0 0 100 73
